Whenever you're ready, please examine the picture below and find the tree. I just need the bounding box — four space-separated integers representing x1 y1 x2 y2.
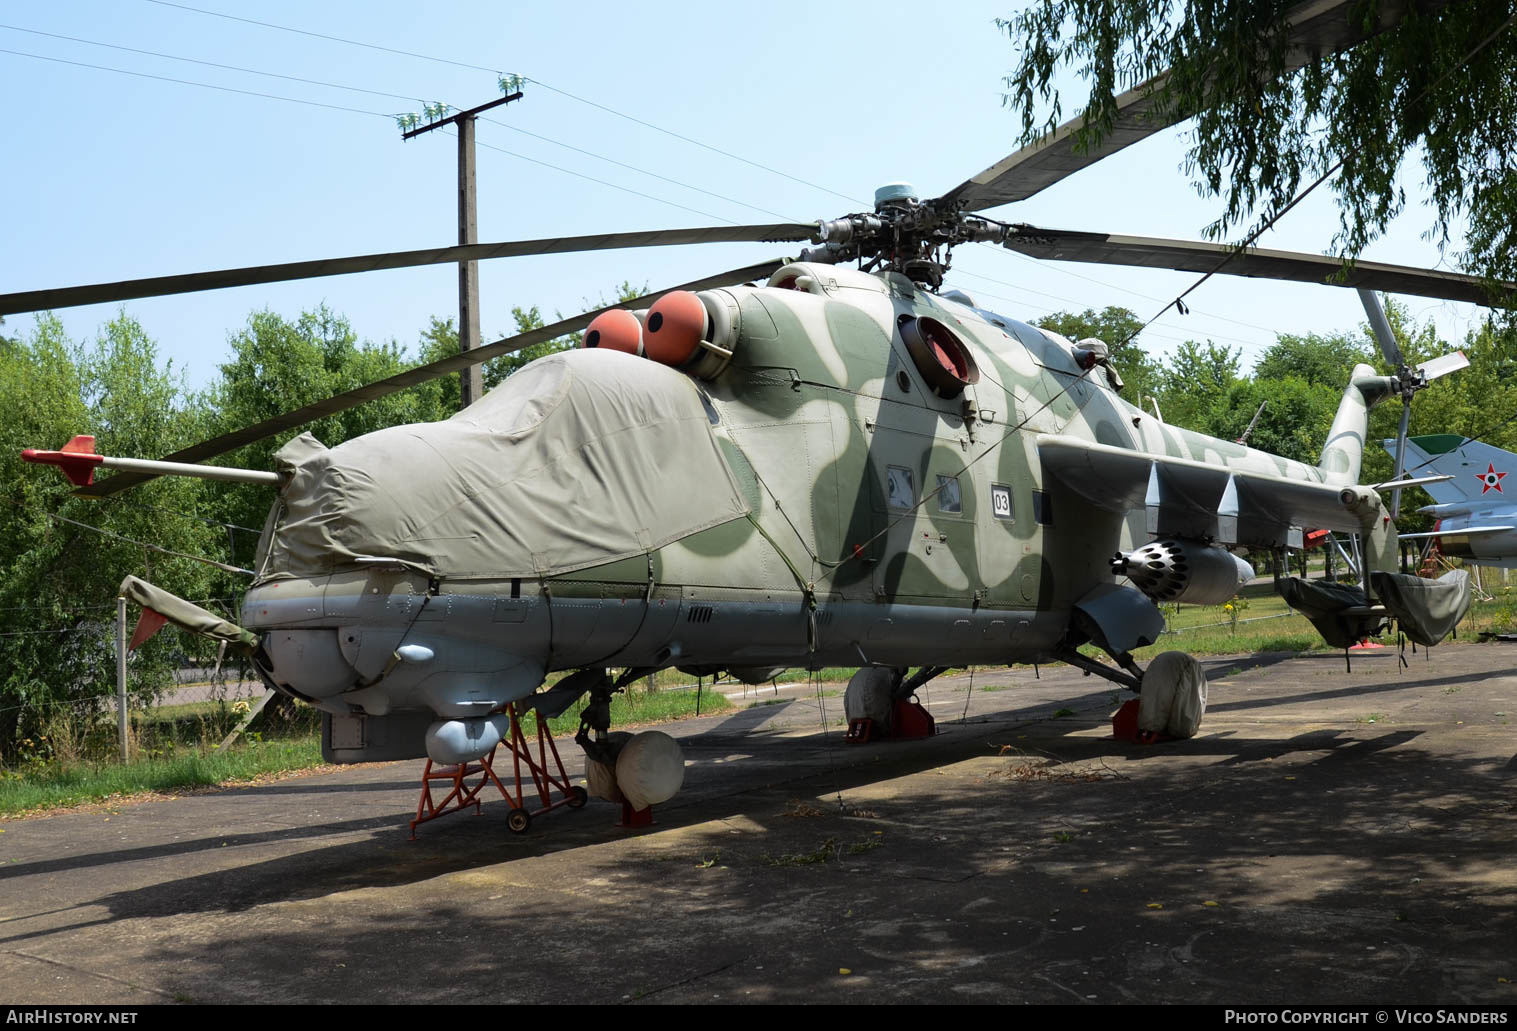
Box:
206 306 454 565
1155 338 1241 428
0 315 220 758
420 282 646 412
1206 376 1341 463
999 1 1517 290
1254 331 1375 387
1034 305 1162 400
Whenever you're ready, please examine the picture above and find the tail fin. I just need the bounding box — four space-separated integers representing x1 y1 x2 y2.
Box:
1318 364 1396 487
1387 435 1517 505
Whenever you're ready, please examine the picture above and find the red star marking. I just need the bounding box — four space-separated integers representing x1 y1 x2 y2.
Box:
1477 462 1507 494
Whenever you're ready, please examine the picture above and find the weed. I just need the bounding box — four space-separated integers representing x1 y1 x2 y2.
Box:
1054 831 1075 843
1001 760 1111 783
846 838 882 855
1052 708 1076 718
1357 713 1387 724
696 852 721 869
763 837 838 866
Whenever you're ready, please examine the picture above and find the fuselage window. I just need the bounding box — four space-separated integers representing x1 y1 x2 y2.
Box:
936 474 962 513
887 465 916 511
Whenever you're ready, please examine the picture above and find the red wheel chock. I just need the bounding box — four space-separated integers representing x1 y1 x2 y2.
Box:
1112 698 1167 744
846 700 936 745
618 802 654 828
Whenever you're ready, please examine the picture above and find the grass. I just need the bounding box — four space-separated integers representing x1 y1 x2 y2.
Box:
2 682 730 818
517 683 731 737
0 736 324 816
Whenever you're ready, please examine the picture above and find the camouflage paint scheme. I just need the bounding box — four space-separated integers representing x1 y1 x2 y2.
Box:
241 262 1401 759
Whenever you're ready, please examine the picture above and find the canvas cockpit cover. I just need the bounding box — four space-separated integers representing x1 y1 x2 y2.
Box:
262 349 750 579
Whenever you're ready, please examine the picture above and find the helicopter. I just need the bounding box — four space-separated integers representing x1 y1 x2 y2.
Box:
7 0 1510 813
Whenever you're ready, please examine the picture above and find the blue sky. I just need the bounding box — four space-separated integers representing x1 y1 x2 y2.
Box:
0 0 1488 394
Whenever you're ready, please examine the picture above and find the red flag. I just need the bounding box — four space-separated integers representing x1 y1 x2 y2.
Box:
128 608 169 652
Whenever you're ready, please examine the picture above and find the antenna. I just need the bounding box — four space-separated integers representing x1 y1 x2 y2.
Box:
1236 401 1267 445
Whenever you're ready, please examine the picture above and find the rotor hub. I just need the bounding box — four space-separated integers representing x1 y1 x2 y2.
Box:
800 185 1008 287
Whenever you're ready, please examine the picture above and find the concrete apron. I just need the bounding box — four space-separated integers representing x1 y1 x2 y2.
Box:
1 644 1515 1004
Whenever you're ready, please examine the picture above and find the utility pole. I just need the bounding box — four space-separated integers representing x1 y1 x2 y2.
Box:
402 89 524 408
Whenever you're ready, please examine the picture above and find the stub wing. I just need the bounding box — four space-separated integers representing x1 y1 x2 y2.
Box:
1037 435 1365 548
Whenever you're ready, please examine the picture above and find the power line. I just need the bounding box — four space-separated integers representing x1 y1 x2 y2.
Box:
975 241 1288 337
523 77 867 207
468 133 741 226
476 115 801 223
0 22 430 105
140 0 501 73
0 45 772 228
100 495 261 535
953 271 1270 350
1 21 807 224
0 46 397 121
134 0 865 208
45 512 253 576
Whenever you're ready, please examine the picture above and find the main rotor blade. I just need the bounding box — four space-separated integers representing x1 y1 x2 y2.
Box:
999 225 1517 306
0 225 816 315
74 259 786 498
1358 288 1405 369
940 0 1449 212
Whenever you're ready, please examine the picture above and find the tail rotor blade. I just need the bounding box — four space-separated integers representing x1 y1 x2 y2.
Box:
1418 350 1471 382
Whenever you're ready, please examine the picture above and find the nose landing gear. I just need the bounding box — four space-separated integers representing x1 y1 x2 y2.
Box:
408 701 585 839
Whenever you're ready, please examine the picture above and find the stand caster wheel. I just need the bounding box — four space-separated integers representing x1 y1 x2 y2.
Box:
566 785 589 809
506 807 532 834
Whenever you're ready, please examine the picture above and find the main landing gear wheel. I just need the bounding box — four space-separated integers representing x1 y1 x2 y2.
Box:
506 807 532 834
1138 651 1208 740
567 786 589 809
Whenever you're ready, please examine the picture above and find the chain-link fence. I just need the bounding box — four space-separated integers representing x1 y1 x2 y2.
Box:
0 606 314 771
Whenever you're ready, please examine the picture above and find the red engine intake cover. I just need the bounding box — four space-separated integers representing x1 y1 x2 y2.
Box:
643 291 708 366
582 309 643 355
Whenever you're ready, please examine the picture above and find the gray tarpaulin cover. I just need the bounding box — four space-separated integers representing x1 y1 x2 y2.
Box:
263 349 750 579
1369 569 1471 647
118 575 257 651
1275 576 1379 648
